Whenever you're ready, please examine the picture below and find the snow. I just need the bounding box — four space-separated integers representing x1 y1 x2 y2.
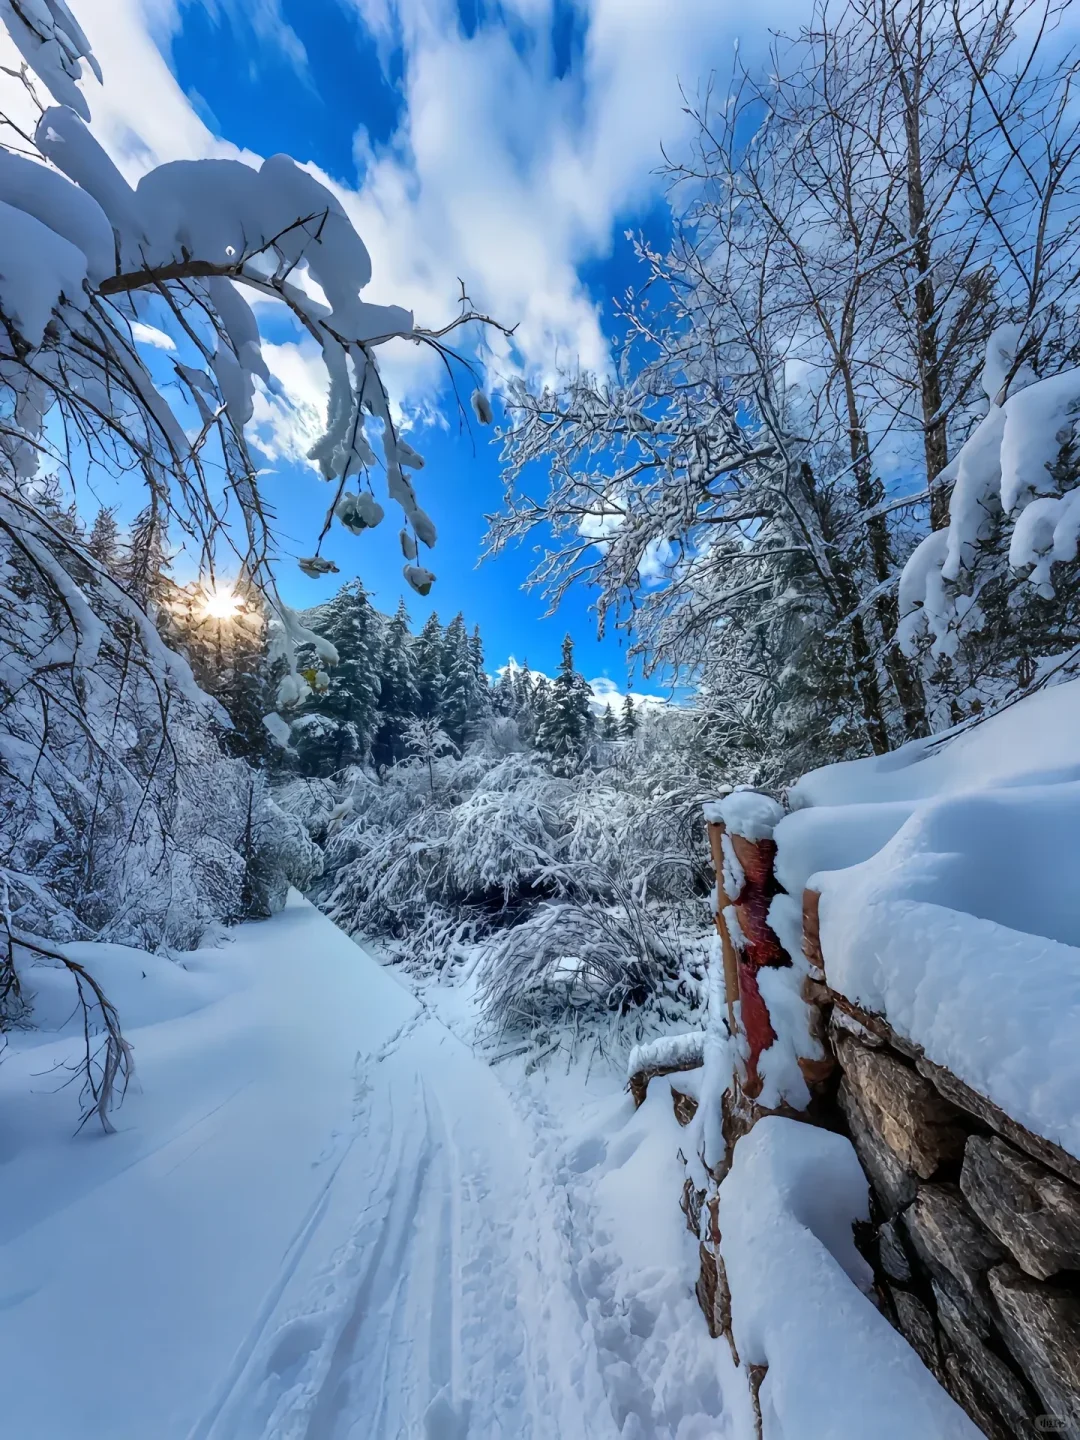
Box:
898 329 1080 632
718 1118 981 1440
627 1030 704 1078
0 148 114 284
470 388 494 425
788 676 1080 808
0 196 88 347
0 895 741 1439
704 788 783 841
0 0 100 120
778 678 1080 1159
36 104 146 257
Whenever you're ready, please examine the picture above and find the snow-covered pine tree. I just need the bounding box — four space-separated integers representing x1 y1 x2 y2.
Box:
536 635 595 775
620 694 638 740
169 578 278 767
292 581 382 775
124 501 172 608
528 672 551 744
413 612 446 720
372 598 421 770
492 666 517 718
601 705 620 740
439 613 478 751
469 624 492 727
87 506 120 568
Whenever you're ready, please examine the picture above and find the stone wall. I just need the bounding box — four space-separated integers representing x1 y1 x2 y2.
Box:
632 808 1080 1437
824 990 1080 1440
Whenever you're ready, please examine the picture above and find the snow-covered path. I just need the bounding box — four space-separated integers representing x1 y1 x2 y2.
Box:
0 896 734 1440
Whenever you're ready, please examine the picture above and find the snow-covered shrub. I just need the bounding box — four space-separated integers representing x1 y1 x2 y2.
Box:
273 776 340 846
898 329 1080 708
440 754 565 905
379 904 489 974
476 893 703 1050
313 708 715 1041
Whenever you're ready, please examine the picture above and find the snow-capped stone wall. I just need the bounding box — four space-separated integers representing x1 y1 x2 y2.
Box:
815 961 1080 1439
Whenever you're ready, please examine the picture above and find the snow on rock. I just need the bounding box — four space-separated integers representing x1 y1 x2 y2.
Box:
719 1117 982 1440
778 678 1080 1160
814 794 1080 1160
754 961 823 1112
788 675 1080 809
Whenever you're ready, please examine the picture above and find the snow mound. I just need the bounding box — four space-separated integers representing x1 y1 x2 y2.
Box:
19 939 240 1039
719 1118 981 1440
778 679 1080 1158
703 787 783 840
789 675 1080 808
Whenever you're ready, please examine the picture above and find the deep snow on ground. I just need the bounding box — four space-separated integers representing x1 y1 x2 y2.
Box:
0 895 742 1440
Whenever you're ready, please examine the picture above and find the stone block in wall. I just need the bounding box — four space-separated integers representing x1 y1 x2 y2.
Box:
834 1030 967 1179
919 1055 1080 1191
935 1280 1039 1438
889 1288 941 1375
902 1183 1004 1323
961 1134 1080 1282
988 1263 1080 1430
878 1218 912 1284
941 1354 1024 1440
837 1077 917 1217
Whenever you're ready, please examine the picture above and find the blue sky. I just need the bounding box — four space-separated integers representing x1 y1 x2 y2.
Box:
68 0 798 692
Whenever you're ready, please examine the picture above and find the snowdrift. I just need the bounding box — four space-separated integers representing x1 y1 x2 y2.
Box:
777 678 1080 1160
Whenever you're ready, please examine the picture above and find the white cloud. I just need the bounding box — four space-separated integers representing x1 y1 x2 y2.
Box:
248 337 329 464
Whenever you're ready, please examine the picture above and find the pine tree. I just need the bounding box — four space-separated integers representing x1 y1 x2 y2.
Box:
536 635 594 775
620 694 639 740
468 624 492 729
527 671 550 748
216 579 278 768
87 506 121 569
372 598 420 770
412 611 445 720
439 613 477 751
601 704 620 740
492 666 517 718
293 580 382 775
125 501 172 606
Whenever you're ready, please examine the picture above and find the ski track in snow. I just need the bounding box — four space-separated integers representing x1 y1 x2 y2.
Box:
185 1012 614 1440
193 1008 716 1439
0 901 730 1440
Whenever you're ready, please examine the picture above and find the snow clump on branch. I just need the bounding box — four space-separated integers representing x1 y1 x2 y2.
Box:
898 326 1080 658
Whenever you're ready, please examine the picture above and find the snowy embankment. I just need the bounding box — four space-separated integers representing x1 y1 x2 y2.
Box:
0 895 737 1439
777 677 1080 1159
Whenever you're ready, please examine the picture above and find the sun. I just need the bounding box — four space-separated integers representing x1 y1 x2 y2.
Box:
202 587 242 621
